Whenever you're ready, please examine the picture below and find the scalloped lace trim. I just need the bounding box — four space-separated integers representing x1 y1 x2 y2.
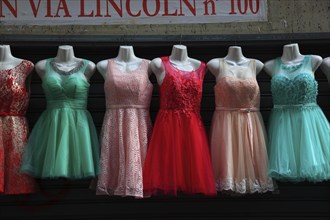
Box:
216 177 275 194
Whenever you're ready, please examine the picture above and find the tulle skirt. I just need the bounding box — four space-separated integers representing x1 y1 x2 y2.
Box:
143 110 216 196
268 105 330 182
210 110 274 194
96 108 152 198
22 108 100 179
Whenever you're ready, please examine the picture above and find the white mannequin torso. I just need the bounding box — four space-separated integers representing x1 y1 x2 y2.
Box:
320 57 330 84
35 45 96 80
0 45 34 91
97 45 151 79
207 46 264 81
150 44 201 85
0 45 26 71
264 43 322 77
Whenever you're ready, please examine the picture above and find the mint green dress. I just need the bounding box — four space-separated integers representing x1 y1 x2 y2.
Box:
268 55 330 182
22 59 100 179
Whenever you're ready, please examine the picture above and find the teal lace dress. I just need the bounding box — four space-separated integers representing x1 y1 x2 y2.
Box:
22 59 100 179
268 55 330 182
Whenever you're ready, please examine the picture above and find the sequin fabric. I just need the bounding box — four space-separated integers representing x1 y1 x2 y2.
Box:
271 57 318 106
96 59 153 198
0 60 38 194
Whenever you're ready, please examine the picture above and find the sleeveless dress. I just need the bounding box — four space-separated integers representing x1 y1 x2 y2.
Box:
143 57 216 196
268 55 330 182
96 59 153 198
0 60 38 194
22 58 100 179
210 59 274 194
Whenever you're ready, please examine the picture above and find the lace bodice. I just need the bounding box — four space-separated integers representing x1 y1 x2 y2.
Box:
104 59 153 109
271 56 318 105
0 60 33 116
43 59 89 110
214 59 260 109
159 57 206 113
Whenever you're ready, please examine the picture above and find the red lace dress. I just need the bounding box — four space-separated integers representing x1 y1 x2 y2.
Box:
143 57 216 196
0 60 38 194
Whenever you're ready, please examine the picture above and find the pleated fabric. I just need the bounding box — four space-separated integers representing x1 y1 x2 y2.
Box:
22 59 100 179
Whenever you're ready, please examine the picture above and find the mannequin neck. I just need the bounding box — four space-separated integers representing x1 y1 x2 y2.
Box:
281 43 304 62
55 45 75 63
116 46 138 63
225 46 246 63
0 45 15 62
169 45 188 63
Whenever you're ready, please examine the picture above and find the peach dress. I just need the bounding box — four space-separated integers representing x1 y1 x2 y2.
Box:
210 59 274 194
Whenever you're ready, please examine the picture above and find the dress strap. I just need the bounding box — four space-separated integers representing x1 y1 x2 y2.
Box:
107 58 115 78
196 60 206 79
273 57 282 75
160 56 170 80
45 58 52 77
301 55 312 73
249 59 256 74
79 59 89 74
21 60 34 76
221 58 227 74
217 58 227 80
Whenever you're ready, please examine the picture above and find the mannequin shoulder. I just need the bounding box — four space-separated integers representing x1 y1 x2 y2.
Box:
150 57 165 85
35 59 48 79
207 58 220 76
253 59 264 75
321 57 330 69
83 59 96 80
35 59 47 72
150 57 164 73
321 57 330 76
263 59 277 76
96 59 109 79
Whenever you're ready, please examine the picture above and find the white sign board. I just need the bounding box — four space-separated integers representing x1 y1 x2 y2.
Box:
0 0 267 25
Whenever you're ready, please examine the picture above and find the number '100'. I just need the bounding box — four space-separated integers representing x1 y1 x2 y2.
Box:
230 0 260 14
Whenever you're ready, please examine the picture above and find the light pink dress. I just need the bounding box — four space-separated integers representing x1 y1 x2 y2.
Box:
96 59 153 198
210 59 274 194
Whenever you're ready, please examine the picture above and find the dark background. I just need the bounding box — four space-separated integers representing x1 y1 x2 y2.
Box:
0 34 329 220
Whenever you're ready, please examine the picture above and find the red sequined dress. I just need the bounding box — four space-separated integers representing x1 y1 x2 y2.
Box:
143 57 216 196
0 60 38 194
